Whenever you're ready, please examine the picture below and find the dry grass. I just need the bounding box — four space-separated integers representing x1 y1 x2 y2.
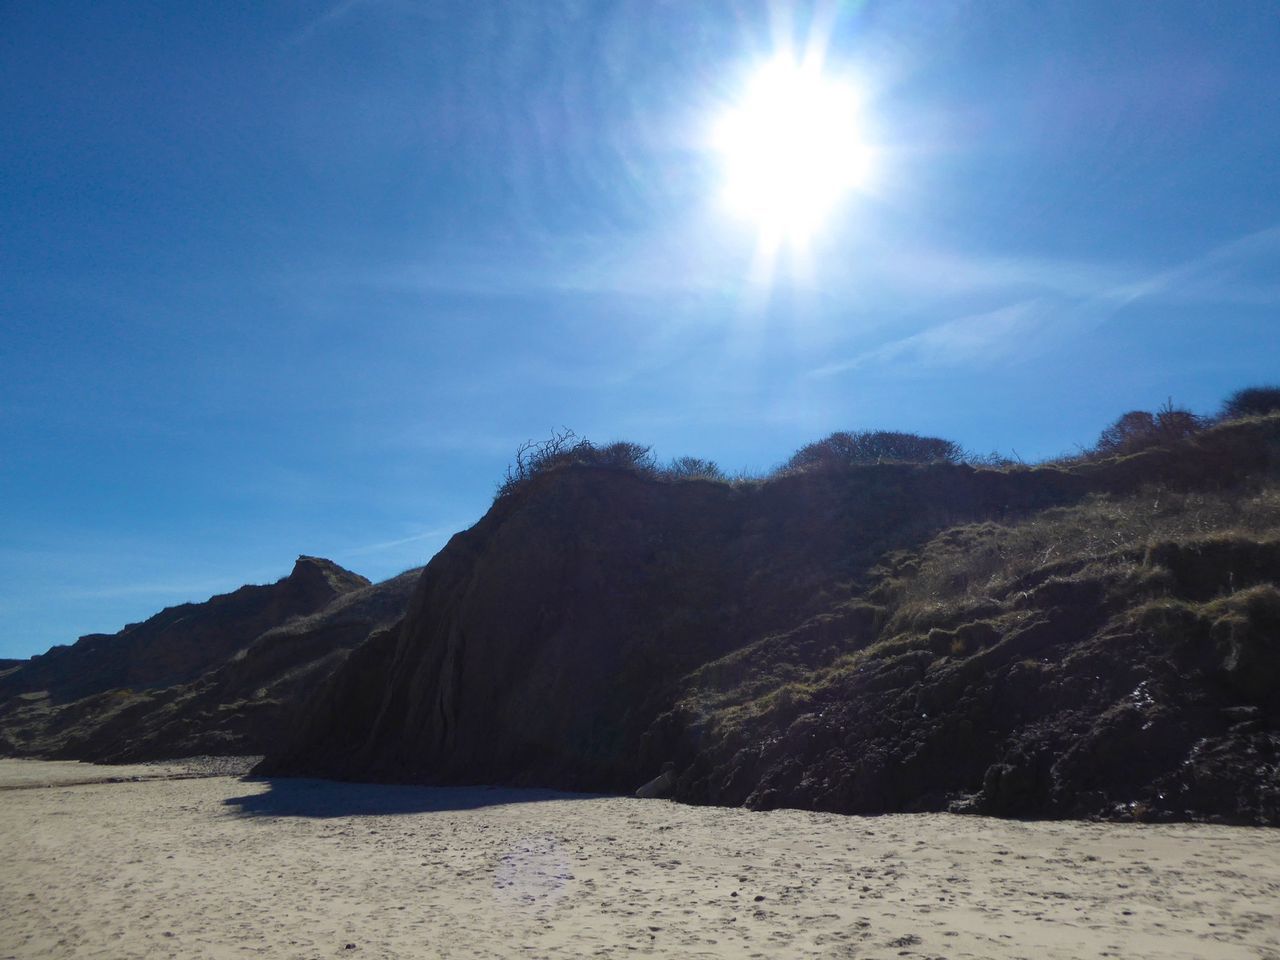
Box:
891 483 1280 629
685 477 1280 740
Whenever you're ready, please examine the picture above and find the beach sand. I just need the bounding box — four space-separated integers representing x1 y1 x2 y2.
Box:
2 760 1277 959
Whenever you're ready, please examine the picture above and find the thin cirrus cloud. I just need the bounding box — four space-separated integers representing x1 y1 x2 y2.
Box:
339 523 465 559
1107 223 1280 308
285 0 380 48
808 299 1052 378
344 214 754 302
340 218 1276 315
810 222 1280 379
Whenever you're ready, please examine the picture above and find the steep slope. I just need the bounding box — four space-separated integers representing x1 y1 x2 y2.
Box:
266 463 1087 786
265 416 1280 823
658 518 1280 823
88 567 422 761
1 557 368 705
0 558 411 760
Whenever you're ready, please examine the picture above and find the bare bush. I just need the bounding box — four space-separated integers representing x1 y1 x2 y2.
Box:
1095 411 1159 456
963 450 1017 468
496 428 591 499
1220 386 1280 422
784 430 964 473
495 431 661 499
664 456 727 481
1092 400 1204 458
589 441 657 473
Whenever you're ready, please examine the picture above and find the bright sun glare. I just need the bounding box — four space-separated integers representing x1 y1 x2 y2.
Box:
713 56 873 249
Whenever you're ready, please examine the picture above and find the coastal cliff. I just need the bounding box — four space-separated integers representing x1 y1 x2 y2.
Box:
0 558 417 760
263 417 1280 823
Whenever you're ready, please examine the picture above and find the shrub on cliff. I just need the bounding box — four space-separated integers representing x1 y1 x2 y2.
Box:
664 456 727 481
592 441 658 473
1219 386 1280 422
783 430 964 473
496 430 660 499
497 428 590 499
1091 402 1204 458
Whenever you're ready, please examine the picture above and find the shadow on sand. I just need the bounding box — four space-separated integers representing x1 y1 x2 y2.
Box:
224 777 610 818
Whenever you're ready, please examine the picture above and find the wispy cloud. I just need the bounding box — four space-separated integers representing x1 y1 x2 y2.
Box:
1105 224 1280 307
341 523 464 558
809 299 1051 377
346 215 756 302
872 247 1136 301
285 0 377 48
355 222 1280 312
811 222 1280 378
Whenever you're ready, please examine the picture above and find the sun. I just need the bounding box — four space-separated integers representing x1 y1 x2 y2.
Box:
712 56 873 248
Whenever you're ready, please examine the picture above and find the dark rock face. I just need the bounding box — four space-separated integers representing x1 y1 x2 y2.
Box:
0 559 419 761
263 462 1096 788
90 568 422 762
265 419 1280 824
673 579 1280 825
2 557 368 704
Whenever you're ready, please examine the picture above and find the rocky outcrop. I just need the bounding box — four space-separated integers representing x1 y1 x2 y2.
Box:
264 418 1280 823
87 567 422 762
1 557 368 705
0 559 420 761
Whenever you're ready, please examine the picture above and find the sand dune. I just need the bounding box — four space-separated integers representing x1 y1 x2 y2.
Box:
2 761 1277 959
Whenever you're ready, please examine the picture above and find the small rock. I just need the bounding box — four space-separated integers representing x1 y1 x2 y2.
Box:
635 768 676 799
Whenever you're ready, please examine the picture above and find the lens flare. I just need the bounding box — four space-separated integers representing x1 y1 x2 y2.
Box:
713 56 874 248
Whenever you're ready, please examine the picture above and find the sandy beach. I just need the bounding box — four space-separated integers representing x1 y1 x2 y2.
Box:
2 760 1277 960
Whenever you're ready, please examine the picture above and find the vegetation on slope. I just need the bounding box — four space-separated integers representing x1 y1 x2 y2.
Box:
659 451 1280 822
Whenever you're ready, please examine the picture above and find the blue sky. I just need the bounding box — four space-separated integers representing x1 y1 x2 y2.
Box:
3 1 1279 659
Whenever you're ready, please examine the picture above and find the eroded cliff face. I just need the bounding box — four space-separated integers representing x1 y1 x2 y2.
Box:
264 459 1102 788
266 472 744 785
265 419 1280 823
0 558 411 761
1 557 369 706
89 567 422 762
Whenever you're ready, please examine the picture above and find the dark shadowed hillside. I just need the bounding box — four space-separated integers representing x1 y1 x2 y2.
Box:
0 559 420 761
1 557 367 705
263 416 1280 823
